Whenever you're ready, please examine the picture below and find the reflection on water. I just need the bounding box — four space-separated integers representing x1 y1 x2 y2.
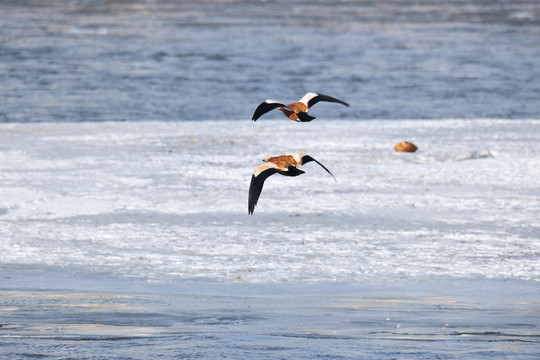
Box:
0 0 539 122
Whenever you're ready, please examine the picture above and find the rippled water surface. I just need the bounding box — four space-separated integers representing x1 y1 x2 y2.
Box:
1 0 539 122
1 268 539 360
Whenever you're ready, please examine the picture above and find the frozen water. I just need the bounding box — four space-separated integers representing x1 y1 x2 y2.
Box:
1 118 539 359
0 119 538 284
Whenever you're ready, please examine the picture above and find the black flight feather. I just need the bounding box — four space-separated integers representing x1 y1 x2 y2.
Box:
307 93 350 109
301 155 336 181
248 167 279 214
252 101 288 121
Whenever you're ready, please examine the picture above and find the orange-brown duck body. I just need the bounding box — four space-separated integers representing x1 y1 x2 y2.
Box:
248 151 336 214
251 92 349 122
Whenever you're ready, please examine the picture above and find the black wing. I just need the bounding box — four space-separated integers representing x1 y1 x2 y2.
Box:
301 155 337 182
297 111 316 122
248 165 279 214
252 100 288 121
285 165 305 177
307 93 350 109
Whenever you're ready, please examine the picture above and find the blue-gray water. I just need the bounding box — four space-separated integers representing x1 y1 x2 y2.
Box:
1 266 539 360
1 0 539 122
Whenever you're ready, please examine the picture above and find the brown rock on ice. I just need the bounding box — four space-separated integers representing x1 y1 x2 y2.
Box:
394 141 418 152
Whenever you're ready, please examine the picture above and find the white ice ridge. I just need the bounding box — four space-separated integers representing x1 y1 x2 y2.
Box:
0 119 539 283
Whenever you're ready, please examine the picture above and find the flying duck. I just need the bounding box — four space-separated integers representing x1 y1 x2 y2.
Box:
248 151 336 214
251 92 350 122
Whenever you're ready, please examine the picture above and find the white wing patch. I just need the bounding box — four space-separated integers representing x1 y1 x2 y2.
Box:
291 151 305 164
298 92 318 106
265 100 291 110
253 163 279 177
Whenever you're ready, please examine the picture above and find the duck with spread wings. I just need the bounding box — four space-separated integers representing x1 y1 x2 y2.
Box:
248 151 336 214
251 92 349 122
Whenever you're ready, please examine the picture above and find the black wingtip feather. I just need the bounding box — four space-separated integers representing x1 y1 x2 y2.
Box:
308 93 350 109
301 155 337 182
248 166 280 214
248 175 259 214
251 101 286 121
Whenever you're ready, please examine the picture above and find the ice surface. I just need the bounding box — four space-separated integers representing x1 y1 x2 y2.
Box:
0 119 538 284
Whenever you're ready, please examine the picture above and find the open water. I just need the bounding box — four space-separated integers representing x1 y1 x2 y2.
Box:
1 266 539 360
1 0 539 122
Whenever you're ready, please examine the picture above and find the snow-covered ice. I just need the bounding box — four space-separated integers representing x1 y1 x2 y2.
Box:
0 119 538 284
1 119 539 359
